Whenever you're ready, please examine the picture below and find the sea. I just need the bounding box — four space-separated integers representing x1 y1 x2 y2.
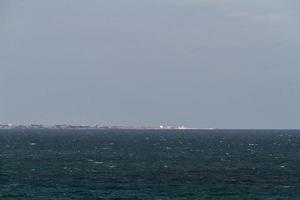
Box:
0 129 300 199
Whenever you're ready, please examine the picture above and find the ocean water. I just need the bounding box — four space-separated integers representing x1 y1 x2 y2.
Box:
0 129 300 199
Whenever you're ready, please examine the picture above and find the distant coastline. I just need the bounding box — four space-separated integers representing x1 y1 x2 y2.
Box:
0 124 210 130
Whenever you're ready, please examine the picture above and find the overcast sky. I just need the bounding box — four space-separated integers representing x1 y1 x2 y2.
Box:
1 0 300 128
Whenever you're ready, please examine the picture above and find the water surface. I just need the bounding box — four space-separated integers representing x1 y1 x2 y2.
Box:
0 129 300 199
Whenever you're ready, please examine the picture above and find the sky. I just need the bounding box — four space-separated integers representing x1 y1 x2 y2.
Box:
1 0 300 128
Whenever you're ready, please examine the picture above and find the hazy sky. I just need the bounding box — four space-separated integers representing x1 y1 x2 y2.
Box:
1 0 300 128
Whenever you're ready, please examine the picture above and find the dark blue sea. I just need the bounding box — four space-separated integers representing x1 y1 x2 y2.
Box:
1 129 300 199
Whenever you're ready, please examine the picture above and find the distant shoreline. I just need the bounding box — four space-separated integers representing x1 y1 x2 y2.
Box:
0 125 299 131
0 124 205 130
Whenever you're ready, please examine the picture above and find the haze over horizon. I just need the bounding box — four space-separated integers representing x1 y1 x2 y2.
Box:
1 0 300 129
